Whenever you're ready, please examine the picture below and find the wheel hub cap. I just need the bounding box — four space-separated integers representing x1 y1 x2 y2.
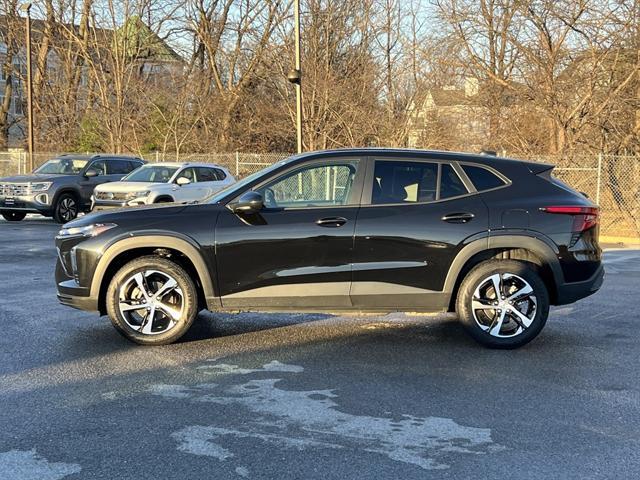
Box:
471 272 537 338
118 270 184 335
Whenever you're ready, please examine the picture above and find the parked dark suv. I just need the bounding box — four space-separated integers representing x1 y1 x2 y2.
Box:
0 154 145 223
55 149 603 348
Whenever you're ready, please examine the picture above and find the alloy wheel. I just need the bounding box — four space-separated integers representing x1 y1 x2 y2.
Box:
118 270 184 335
471 273 537 338
58 197 78 222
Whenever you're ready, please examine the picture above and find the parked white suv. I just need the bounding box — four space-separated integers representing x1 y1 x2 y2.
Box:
91 162 235 211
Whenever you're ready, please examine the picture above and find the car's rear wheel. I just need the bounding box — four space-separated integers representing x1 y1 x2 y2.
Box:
456 260 549 349
106 255 199 345
53 193 79 223
1 211 27 222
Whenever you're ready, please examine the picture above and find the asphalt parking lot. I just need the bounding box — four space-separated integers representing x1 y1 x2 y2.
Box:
0 216 639 479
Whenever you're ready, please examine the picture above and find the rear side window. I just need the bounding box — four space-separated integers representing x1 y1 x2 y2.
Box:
461 164 506 191
372 161 438 204
109 159 133 174
196 167 225 182
129 161 143 172
440 164 468 199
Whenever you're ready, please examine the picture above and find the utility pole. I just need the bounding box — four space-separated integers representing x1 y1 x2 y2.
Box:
20 3 34 172
287 0 303 153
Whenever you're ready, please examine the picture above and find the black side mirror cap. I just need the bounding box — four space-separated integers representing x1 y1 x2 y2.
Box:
228 191 264 214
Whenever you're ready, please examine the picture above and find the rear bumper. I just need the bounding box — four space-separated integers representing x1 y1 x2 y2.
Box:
555 263 604 305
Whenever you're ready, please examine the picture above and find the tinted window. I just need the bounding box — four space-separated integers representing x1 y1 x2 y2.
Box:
257 162 358 208
462 164 506 191
372 160 438 204
196 167 225 182
440 164 468 199
108 159 133 174
128 161 143 172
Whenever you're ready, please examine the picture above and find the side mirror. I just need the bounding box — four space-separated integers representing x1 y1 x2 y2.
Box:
84 168 99 178
228 191 263 214
176 177 191 186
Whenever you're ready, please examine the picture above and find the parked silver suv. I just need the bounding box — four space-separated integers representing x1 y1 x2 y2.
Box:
0 154 144 223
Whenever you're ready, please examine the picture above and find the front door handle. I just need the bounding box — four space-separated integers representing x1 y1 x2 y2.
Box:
442 212 475 223
316 217 347 228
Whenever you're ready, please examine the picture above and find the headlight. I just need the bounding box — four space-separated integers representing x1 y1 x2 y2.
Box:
29 182 52 192
58 223 117 238
125 190 150 200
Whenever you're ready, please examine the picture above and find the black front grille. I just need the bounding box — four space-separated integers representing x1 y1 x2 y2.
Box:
95 191 128 201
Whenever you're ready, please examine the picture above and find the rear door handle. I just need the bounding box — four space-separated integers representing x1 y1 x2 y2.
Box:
316 217 347 228
442 212 475 223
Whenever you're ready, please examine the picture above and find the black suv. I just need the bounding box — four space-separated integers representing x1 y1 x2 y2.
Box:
55 149 604 348
0 154 144 223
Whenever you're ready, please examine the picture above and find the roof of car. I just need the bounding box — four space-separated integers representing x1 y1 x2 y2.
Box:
57 153 143 161
290 148 552 171
139 162 229 169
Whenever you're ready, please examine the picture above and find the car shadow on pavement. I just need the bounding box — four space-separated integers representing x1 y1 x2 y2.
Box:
177 311 335 344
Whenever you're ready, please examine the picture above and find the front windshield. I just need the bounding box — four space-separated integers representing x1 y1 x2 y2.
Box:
34 157 89 175
122 165 178 183
203 159 293 204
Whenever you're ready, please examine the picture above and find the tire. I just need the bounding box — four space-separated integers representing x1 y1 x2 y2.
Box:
1 211 27 222
154 196 173 203
106 255 199 345
456 259 549 349
53 193 79 223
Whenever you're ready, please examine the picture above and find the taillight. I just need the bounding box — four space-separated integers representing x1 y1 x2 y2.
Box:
540 206 599 232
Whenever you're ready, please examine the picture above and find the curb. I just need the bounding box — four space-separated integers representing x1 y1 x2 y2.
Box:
600 235 640 248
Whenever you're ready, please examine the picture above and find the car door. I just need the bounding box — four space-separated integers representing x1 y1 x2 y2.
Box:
195 167 226 198
215 157 365 309
174 167 203 202
78 159 107 205
350 156 488 309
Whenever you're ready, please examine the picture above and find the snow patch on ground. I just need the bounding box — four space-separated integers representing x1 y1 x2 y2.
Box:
152 360 503 471
0 450 81 480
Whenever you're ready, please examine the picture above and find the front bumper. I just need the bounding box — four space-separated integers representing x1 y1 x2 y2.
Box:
56 272 99 312
0 193 52 214
57 292 99 311
555 263 605 305
91 198 149 211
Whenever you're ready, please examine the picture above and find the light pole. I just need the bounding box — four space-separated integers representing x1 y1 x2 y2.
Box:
20 2 34 172
287 0 303 154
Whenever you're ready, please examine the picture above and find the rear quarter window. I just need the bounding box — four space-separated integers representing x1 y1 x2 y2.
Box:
461 164 506 191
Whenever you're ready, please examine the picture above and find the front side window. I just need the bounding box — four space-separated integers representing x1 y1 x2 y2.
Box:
372 160 438 204
256 161 358 208
88 160 105 175
122 165 178 183
35 157 89 175
176 167 197 183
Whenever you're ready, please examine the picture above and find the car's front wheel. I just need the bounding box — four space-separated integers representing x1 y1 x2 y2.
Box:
1 211 27 222
53 193 79 223
456 260 549 349
106 255 199 345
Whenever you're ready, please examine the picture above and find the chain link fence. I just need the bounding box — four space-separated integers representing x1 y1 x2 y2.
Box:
1 150 638 240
